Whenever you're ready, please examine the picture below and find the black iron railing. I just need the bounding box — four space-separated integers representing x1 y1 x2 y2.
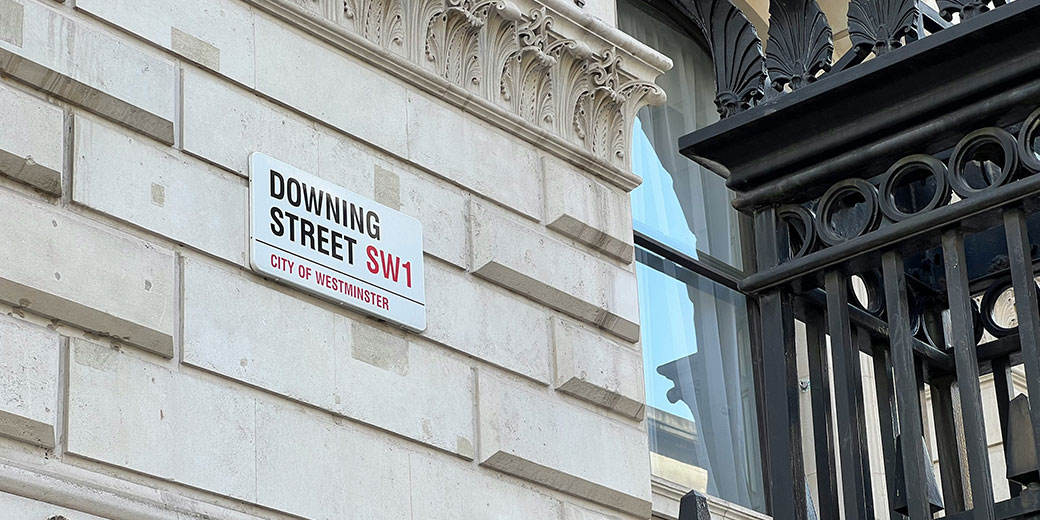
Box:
676 0 1040 518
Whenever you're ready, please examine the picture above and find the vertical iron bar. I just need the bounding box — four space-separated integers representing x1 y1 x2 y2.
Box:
756 207 807 519
942 229 996 518
854 326 877 513
991 355 1021 498
826 269 873 520
874 344 906 519
806 306 839 517
761 290 808 519
1002 208 1040 468
882 250 931 519
931 377 967 513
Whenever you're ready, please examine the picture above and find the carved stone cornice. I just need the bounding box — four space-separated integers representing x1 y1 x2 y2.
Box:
243 0 671 191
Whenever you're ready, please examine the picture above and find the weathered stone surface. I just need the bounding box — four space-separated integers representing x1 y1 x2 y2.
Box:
337 324 476 458
553 318 644 419
477 371 652 517
423 260 551 384
0 1 175 143
399 172 468 269
67 338 257 501
253 15 409 156
409 451 563 519
471 200 640 341
183 258 475 457
315 133 469 268
0 190 175 356
0 314 59 448
73 115 248 266
0 80 63 194
544 157 634 262
562 502 622 520
0 491 110 520
255 399 411 519
406 92 543 220
76 0 255 85
182 257 337 409
182 68 319 177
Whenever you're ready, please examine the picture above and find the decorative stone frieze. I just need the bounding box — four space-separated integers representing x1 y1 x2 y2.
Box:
246 0 670 189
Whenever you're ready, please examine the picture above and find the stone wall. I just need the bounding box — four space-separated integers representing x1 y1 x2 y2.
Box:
0 0 668 518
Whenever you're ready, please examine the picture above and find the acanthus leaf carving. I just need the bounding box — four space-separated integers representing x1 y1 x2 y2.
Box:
765 0 833 92
847 0 918 56
342 0 406 52
292 0 668 171
572 48 665 163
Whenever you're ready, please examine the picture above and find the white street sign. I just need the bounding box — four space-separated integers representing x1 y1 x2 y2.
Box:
249 152 426 331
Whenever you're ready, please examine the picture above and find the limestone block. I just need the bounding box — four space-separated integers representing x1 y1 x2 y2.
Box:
477 371 652 517
253 15 408 156
0 1 175 143
73 115 248 266
337 324 475 458
183 257 337 409
315 131 378 198
563 503 622 520
0 80 63 194
76 0 256 86
0 190 175 356
553 318 644 419
544 157 634 262
255 399 411 519
182 258 475 457
66 338 257 501
399 171 469 269
0 491 109 520
423 261 551 384
182 68 320 177
0 314 59 447
409 452 563 520
406 91 543 220
470 200 640 342
316 133 469 268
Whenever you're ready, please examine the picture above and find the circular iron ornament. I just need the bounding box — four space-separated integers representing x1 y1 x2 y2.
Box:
980 277 1040 338
878 154 951 222
815 179 882 246
848 269 886 318
1018 107 1040 173
948 127 1020 198
777 205 818 261
907 284 923 337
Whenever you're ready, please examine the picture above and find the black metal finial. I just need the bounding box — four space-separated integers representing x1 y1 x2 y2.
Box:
847 0 918 56
937 0 991 20
673 0 768 117
765 0 834 92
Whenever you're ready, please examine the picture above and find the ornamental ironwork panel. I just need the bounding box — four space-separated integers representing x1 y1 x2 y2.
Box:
677 0 1040 518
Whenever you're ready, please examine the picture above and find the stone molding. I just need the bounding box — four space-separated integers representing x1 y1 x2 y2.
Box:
244 0 671 191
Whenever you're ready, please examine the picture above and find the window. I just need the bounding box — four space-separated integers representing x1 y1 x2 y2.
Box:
618 0 766 513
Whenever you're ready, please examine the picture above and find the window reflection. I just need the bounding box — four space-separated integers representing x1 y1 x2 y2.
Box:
620 0 744 269
637 252 765 512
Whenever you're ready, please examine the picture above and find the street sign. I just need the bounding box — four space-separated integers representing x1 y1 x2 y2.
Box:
249 152 426 331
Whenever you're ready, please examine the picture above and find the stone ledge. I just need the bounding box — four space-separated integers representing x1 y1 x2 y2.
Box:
0 314 59 449
0 1 175 144
477 371 652 517
0 80 63 195
0 189 176 358
471 200 640 342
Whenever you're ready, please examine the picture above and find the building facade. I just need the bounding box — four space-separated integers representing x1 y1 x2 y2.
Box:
1 0 1035 519
0 0 674 518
